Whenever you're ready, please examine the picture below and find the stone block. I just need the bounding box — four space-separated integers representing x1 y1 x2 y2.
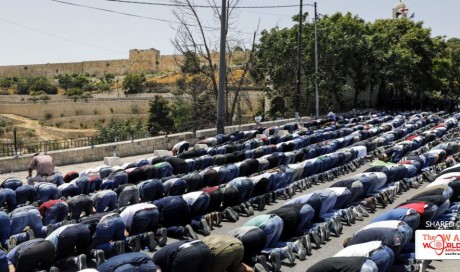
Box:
153 150 172 157
277 130 290 136
194 144 208 150
104 157 123 167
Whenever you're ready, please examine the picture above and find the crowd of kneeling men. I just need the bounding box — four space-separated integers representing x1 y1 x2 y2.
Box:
1 111 460 272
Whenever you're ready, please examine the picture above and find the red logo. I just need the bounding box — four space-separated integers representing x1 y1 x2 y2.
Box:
426 234 448 255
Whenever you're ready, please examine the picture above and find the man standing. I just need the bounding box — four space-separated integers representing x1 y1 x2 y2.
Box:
27 152 55 185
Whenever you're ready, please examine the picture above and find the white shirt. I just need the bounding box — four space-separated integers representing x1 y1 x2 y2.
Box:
434 172 460 182
182 191 204 206
334 241 383 257
359 220 404 231
120 203 157 231
350 146 368 158
173 141 188 152
327 187 349 195
428 179 454 188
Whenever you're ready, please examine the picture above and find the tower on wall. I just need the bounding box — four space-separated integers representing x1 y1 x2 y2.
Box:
128 48 160 74
393 0 409 19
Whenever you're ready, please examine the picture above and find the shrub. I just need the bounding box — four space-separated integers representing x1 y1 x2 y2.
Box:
44 113 52 119
66 87 83 97
130 104 140 114
25 129 36 137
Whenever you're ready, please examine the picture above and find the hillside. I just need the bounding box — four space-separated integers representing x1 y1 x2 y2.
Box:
0 114 96 143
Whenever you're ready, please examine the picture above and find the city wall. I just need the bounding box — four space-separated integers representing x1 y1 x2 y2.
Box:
0 49 245 77
0 48 160 78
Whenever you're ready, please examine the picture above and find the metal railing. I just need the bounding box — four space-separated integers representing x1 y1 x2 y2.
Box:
0 96 182 105
0 133 149 157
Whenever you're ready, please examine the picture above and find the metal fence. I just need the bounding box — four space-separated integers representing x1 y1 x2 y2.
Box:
0 134 148 157
0 115 261 157
0 96 183 105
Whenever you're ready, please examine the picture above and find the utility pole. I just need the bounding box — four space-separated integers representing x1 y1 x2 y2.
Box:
295 0 303 123
217 0 227 134
314 2 319 119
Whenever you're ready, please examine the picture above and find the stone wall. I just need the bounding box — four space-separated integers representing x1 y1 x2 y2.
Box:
0 48 248 77
129 49 160 74
0 48 159 78
0 100 151 119
158 55 182 72
0 91 264 120
0 117 306 173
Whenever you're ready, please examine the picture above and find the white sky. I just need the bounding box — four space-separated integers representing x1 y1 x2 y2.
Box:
0 0 459 66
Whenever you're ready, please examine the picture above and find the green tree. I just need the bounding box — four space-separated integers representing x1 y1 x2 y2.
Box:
431 38 460 111
102 73 115 84
56 74 73 90
171 97 192 130
180 51 201 74
15 78 31 94
252 26 298 98
56 74 89 90
312 13 371 110
147 95 175 135
123 73 146 94
96 119 148 143
172 75 217 133
30 76 58 94
15 76 57 95
0 77 13 89
269 96 286 119
370 19 437 110
252 12 450 112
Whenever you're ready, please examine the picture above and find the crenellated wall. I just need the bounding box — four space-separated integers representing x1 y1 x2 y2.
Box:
0 48 246 77
0 48 160 78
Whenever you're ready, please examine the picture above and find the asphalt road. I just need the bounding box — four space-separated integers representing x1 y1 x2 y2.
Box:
2 154 459 271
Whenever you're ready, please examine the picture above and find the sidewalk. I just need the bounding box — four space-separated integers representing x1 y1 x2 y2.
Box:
0 153 153 181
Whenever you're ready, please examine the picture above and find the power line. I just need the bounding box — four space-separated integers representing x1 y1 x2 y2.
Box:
0 17 125 55
51 0 255 34
51 0 174 23
94 0 315 9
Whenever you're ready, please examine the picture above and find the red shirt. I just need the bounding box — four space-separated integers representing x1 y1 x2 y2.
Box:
39 199 65 218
